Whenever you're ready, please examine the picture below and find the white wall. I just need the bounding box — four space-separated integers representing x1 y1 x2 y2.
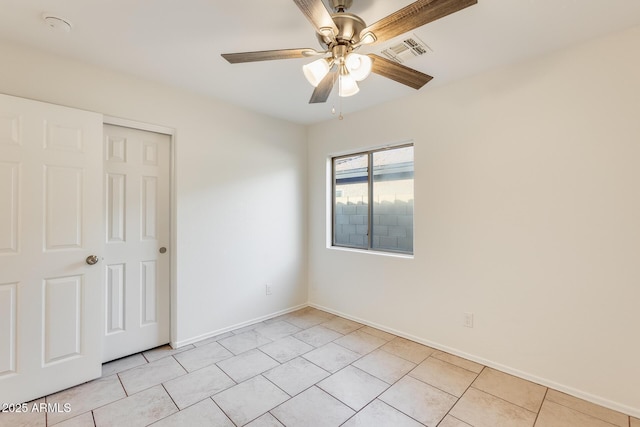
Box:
307 25 640 416
0 40 308 345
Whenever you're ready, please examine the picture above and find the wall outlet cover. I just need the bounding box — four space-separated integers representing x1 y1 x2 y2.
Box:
463 312 474 328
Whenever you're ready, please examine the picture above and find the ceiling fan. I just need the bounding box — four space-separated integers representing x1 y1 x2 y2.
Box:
222 0 477 103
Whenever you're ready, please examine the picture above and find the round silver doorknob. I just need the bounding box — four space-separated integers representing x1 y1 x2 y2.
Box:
85 255 99 265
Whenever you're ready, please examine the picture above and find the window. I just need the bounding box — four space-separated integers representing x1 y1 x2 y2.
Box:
332 144 414 254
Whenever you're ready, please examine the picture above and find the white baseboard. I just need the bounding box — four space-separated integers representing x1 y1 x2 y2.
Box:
308 302 640 420
171 303 308 348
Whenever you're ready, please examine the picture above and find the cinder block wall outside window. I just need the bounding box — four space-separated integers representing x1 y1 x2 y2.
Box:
335 199 414 252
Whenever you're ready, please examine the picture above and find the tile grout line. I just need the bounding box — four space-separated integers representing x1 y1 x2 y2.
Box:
403 358 463 426
427 352 485 376
300 321 441 425
159 382 180 418
269 407 287 426
170 354 188 375
116 372 129 397
533 387 550 426
448 365 555 420
209 397 235 426
337 351 433 426
243 373 293 426
403 355 478 401
220 311 335 424
542 397 629 427
235 318 374 424
259 372 295 400
436 365 485 427
468 385 540 417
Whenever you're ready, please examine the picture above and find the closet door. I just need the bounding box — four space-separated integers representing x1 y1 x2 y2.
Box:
103 124 171 362
0 93 104 404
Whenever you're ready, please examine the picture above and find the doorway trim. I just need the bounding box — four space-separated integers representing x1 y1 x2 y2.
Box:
103 115 178 349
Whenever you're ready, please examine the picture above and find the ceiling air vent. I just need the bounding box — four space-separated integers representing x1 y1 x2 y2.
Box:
380 34 432 64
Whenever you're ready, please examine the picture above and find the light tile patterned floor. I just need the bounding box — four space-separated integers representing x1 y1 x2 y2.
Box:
1 307 637 427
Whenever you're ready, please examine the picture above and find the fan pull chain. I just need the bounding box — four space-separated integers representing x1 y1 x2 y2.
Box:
331 69 338 117
335 73 344 120
332 103 344 120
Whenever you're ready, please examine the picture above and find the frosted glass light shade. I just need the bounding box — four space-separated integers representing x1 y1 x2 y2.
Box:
303 58 331 87
345 53 372 82
339 73 359 97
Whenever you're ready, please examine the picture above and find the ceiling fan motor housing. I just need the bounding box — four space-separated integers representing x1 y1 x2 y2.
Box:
330 0 353 12
316 13 366 51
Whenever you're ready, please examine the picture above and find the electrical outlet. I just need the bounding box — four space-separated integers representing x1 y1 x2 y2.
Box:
265 284 272 295
463 312 474 328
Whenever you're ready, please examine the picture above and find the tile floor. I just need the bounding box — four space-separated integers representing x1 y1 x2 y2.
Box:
2 307 637 427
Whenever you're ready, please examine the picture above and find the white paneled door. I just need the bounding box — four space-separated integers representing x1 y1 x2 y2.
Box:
0 94 103 404
102 124 171 362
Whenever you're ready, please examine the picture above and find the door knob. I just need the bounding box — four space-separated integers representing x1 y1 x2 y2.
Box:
85 255 99 265
159 247 167 254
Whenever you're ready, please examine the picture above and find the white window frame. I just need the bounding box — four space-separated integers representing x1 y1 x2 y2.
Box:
331 143 414 255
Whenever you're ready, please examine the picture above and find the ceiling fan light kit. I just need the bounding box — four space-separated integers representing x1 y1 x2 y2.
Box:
345 53 372 81
221 0 478 104
303 44 372 95
303 57 333 87
338 68 359 97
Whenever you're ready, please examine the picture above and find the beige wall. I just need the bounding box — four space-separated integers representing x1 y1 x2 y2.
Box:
0 39 309 345
307 25 640 416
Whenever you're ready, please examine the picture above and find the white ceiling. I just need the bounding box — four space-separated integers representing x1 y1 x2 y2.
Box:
1 0 639 125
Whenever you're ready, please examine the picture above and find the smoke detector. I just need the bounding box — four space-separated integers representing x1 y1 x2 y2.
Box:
42 14 73 33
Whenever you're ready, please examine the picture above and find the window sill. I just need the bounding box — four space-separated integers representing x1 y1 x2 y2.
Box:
328 245 414 259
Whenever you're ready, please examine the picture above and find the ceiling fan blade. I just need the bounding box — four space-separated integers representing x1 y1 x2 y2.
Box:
221 48 322 63
293 0 339 38
369 54 433 90
361 0 477 45
309 71 336 104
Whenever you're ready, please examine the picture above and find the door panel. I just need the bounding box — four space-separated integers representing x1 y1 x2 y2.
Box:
0 93 103 404
107 173 126 242
141 260 158 325
44 276 83 364
44 165 84 250
102 124 170 362
0 161 19 254
0 112 21 145
106 264 126 333
0 282 17 376
141 176 158 240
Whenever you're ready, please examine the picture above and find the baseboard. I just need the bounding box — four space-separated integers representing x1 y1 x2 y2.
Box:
171 303 308 348
308 302 640 419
